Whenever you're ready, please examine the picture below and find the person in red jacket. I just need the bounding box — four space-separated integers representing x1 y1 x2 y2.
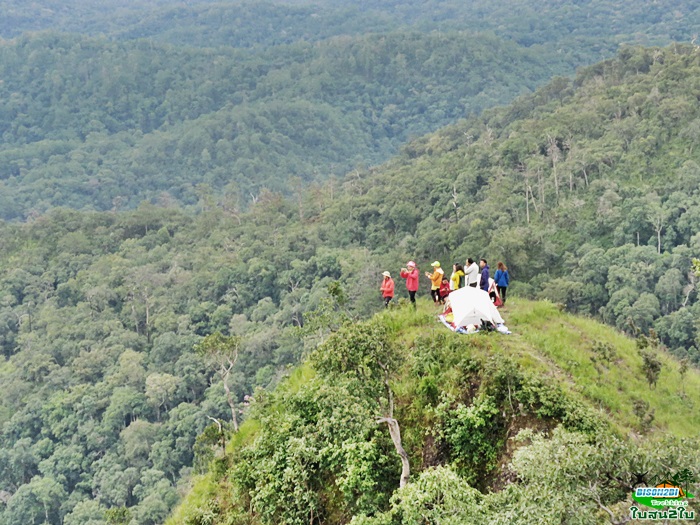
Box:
380 271 395 308
438 277 451 305
399 261 419 308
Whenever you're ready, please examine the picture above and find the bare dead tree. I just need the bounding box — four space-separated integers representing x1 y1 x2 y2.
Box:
206 415 227 454
376 359 410 488
197 334 242 432
682 269 696 307
588 483 631 525
547 135 561 201
564 134 574 192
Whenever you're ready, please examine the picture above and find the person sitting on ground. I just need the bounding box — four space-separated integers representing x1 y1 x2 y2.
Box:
380 271 395 308
439 277 451 304
400 261 419 308
479 258 490 292
425 261 444 304
450 263 465 291
494 262 510 304
465 258 479 288
443 296 452 315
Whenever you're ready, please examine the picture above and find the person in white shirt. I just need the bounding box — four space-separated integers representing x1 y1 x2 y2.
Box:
464 258 479 288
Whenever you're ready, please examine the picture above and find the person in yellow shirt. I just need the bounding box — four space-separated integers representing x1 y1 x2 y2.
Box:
450 263 465 291
425 261 444 304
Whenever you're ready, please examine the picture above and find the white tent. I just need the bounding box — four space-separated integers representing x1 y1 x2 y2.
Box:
448 286 504 327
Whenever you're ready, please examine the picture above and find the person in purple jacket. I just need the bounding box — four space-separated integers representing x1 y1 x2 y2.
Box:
479 259 490 292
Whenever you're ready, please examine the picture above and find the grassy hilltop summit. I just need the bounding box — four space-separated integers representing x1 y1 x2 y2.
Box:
169 299 700 525
164 43 700 524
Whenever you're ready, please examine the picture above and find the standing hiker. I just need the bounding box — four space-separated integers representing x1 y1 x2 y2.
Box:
450 263 465 291
479 259 490 292
494 262 510 304
425 261 444 304
465 258 479 288
380 271 395 308
400 261 419 308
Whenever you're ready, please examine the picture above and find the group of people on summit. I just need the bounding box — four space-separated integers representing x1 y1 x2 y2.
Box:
380 259 510 308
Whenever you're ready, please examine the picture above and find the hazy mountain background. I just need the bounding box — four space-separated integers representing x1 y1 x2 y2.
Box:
0 0 698 219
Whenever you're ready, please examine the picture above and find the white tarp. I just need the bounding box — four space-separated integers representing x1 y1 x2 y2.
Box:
448 286 504 327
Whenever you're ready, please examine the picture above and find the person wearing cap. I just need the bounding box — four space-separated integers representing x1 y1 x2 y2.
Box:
380 271 395 308
425 261 444 304
400 261 419 307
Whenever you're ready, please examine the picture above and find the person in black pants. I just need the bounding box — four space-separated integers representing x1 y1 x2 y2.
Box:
479 259 490 292
494 262 510 304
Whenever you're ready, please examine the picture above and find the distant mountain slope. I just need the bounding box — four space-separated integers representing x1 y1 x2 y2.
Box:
0 31 571 219
2 0 698 54
168 300 700 525
2 1 698 222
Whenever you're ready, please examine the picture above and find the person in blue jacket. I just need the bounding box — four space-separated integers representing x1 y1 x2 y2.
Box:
479 259 490 292
494 261 510 304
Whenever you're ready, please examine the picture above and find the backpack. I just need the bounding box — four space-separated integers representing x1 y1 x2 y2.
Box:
480 320 496 332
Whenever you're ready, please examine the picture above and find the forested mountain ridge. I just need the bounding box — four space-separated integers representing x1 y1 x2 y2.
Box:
1 44 700 525
3 0 699 54
169 301 700 525
2 0 700 221
0 30 571 220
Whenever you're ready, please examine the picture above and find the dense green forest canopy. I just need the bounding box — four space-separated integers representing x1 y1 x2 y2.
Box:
1 0 699 221
0 30 573 220
0 44 699 525
2 0 699 53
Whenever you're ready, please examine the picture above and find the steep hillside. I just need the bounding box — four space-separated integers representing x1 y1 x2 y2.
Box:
169 299 700 525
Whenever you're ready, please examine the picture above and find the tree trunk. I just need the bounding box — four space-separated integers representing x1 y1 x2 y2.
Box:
145 295 151 344
221 369 239 432
452 183 459 220
378 417 410 488
525 184 530 224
